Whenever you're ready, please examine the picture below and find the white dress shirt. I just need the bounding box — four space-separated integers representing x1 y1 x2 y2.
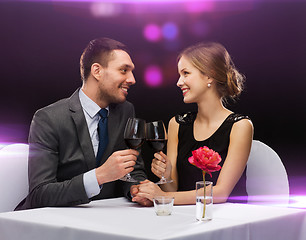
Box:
79 89 109 198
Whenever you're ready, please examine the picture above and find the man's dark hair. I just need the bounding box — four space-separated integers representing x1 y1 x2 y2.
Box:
80 37 129 82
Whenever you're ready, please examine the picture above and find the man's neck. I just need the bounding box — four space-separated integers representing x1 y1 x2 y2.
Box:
81 82 108 109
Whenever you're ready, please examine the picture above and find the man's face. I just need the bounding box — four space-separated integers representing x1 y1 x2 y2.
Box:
97 50 136 105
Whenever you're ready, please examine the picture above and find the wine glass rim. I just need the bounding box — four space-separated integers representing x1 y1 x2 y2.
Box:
146 120 164 123
128 117 146 122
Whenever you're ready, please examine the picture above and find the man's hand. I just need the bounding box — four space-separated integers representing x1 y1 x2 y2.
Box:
95 149 139 185
133 180 166 202
130 184 153 207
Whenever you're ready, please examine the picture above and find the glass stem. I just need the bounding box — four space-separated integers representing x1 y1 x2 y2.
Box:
160 175 167 183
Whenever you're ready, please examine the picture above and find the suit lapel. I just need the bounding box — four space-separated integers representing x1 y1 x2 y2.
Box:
69 89 96 170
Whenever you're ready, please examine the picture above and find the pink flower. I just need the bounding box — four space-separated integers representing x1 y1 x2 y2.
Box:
188 146 222 177
189 146 221 220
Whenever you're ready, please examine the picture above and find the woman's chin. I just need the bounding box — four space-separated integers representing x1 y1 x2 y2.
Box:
183 97 193 104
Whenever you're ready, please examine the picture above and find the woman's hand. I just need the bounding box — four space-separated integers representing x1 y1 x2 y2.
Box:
151 151 172 180
132 180 166 202
130 184 153 207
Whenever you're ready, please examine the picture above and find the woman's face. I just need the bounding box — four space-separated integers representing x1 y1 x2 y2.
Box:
177 55 210 104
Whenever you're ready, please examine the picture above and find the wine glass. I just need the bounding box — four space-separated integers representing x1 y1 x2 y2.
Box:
146 120 173 184
122 118 146 182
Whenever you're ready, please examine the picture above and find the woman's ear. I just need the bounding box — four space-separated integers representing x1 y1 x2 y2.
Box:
206 77 214 88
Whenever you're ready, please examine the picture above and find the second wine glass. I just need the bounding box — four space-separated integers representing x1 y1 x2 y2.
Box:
122 118 146 182
146 120 173 184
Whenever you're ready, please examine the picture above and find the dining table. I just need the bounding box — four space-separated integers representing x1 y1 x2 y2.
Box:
0 197 305 240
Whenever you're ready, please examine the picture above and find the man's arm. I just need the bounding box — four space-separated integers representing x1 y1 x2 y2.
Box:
19 108 90 210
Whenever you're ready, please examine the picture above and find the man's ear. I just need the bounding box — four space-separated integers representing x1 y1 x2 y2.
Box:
91 63 103 80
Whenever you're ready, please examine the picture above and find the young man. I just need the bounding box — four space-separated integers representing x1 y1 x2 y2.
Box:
16 38 150 210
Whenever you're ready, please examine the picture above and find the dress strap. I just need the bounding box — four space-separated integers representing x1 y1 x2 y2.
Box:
175 112 250 125
225 113 250 123
175 112 197 125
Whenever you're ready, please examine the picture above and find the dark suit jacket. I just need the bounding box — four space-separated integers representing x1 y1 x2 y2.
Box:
16 89 147 210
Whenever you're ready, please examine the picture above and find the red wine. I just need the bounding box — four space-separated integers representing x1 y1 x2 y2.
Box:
125 138 145 149
147 139 167 152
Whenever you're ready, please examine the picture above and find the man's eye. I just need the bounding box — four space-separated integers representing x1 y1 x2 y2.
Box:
121 69 127 73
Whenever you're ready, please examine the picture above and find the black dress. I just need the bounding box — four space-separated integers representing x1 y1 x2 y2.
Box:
175 112 250 202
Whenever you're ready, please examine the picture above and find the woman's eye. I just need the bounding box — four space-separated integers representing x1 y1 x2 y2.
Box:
184 71 189 76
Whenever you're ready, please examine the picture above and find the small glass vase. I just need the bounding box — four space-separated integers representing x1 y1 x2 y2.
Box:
196 181 213 221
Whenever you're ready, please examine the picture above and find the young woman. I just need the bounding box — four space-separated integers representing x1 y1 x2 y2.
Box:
133 42 253 205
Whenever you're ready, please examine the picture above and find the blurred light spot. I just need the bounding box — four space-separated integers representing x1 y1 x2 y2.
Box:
162 22 179 40
90 2 121 17
0 146 29 157
51 0 220 2
143 24 161 42
290 195 306 209
144 65 163 87
228 195 297 207
184 2 215 13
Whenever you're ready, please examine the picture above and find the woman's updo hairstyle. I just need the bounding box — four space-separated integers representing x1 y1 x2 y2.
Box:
178 42 245 102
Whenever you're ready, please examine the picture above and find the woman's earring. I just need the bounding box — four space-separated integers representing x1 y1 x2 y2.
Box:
207 83 211 88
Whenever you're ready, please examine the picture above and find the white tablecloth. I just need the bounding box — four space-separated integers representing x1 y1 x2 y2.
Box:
0 197 305 240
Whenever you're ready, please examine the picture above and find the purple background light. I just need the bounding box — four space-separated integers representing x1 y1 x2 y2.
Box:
290 195 306 209
144 65 163 87
184 1 215 13
143 24 161 42
90 2 121 17
16 0 255 2
162 22 179 40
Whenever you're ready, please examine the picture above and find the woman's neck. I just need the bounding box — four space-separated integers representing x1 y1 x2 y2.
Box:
196 96 231 124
